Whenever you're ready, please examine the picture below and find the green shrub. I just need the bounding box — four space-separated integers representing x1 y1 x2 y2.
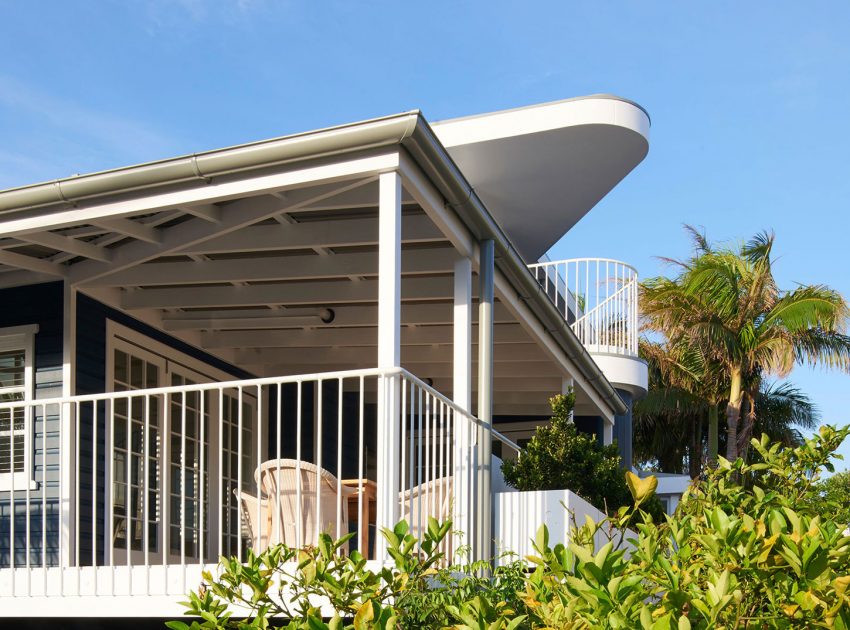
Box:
168 426 850 629
500 391 664 522
523 425 850 628
806 471 850 529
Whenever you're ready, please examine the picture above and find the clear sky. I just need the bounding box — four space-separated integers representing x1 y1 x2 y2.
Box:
1 1 848 469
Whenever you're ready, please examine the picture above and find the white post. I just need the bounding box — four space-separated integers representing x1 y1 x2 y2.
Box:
452 257 473 553
476 240 494 563
61 281 77 567
603 421 614 446
375 170 402 561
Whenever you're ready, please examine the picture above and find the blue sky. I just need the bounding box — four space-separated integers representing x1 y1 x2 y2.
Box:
2 1 849 469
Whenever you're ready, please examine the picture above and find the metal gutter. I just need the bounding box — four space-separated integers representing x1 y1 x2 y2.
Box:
0 108 627 416
0 112 422 214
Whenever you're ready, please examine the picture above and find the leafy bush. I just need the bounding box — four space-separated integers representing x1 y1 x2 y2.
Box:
500 392 664 521
805 471 850 529
523 425 850 628
167 519 526 630
168 426 850 629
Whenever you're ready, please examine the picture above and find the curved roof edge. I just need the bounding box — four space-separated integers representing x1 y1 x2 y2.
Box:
432 94 650 148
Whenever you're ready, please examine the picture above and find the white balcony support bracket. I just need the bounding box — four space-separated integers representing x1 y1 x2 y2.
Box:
476 239 494 563
375 171 402 561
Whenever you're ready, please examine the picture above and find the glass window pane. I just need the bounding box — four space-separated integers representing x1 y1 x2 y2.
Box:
0 349 25 389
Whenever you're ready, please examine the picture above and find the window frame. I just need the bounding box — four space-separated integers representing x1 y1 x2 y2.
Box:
0 323 39 491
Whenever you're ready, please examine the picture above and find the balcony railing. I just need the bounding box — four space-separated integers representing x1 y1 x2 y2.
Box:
528 258 639 358
0 367 518 600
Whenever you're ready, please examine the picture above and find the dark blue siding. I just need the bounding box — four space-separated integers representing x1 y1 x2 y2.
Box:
0 281 63 567
75 292 252 396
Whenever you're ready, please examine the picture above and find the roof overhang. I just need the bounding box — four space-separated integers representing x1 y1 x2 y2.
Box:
433 95 650 262
0 102 634 418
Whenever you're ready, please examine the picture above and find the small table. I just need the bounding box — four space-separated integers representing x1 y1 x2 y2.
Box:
341 478 377 557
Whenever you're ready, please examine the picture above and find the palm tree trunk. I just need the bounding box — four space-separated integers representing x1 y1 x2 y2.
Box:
689 414 703 478
707 404 719 464
725 368 744 460
738 385 759 461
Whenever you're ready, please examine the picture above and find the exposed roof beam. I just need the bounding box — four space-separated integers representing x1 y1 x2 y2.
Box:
201 323 532 349
248 360 558 378
0 250 66 277
178 213 443 255
86 245 458 287
19 231 112 262
0 270 60 289
121 275 456 310
238 344 550 366
161 302 513 331
439 376 563 393
180 203 222 223
93 217 162 244
71 177 377 287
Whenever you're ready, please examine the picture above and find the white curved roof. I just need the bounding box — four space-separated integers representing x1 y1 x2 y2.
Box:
433 95 650 262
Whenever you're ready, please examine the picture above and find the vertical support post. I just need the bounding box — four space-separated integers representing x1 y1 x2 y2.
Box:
476 239 494 563
603 421 614 446
61 281 77 566
375 170 402 562
452 257 473 551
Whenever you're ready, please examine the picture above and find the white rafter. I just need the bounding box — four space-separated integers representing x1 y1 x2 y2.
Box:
119 275 457 310
83 245 457 287
71 175 379 287
19 231 112 262
0 250 67 277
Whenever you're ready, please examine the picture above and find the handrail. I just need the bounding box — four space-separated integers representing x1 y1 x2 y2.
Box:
527 257 639 358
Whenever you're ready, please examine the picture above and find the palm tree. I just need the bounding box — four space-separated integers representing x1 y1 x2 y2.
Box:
642 228 850 461
634 357 820 476
636 339 726 475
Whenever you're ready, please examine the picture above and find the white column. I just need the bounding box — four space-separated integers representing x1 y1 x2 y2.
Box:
476 240 494 563
452 257 473 552
603 421 614 446
453 258 472 411
375 170 402 561
60 281 76 566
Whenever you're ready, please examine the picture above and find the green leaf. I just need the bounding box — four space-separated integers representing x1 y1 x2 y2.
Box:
626 471 658 504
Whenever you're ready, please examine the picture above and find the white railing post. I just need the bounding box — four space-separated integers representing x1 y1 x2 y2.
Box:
60 400 75 569
375 170 402 562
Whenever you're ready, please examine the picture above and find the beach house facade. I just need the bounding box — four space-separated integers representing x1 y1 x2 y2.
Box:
0 95 649 620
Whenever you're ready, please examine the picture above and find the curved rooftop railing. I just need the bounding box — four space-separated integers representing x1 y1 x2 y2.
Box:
528 258 639 358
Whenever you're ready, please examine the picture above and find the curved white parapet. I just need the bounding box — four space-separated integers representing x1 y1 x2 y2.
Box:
591 352 648 399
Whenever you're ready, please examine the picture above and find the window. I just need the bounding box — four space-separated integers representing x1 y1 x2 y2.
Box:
0 324 38 490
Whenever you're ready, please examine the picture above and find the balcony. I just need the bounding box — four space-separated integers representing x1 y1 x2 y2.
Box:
0 368 517 615
528 257 647 398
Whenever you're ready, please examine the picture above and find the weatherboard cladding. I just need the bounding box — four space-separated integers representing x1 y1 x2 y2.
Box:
0 282 63 567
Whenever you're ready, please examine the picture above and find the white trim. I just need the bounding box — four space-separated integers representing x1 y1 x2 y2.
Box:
105 320 241 386
0 323 39 491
